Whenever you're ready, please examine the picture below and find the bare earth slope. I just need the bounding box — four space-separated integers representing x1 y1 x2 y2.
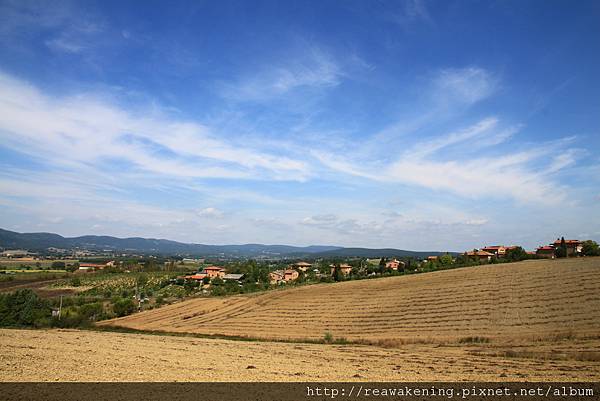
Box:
99 258 600 342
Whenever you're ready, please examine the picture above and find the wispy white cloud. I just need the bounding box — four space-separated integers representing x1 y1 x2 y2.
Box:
0 71 311 182
315 116 579 205
218 46 343 102
370 67 497 148
432 67 496 107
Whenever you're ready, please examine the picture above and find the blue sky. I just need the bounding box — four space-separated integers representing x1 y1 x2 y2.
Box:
0 0 599 251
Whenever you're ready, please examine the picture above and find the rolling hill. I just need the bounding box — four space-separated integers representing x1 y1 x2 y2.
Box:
0 228 448 258
100 257 600 342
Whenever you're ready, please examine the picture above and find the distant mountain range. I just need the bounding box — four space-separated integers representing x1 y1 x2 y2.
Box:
0 228 450 259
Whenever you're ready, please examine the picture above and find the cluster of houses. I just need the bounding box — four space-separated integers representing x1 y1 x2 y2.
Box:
460 246 524 262
535 238 583 258
269 262 311 284
448 238 585 262
1 249 34 258
181 259 393 286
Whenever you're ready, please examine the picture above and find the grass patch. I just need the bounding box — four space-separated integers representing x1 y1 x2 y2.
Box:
459 336 491 344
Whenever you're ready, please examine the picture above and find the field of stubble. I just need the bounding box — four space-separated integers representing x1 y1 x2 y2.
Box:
1 328 599 381
100 258 600 343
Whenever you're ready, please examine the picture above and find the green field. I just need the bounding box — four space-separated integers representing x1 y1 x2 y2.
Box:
0 258 78 269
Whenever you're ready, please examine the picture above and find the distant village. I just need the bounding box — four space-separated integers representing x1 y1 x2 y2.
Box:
1 235 598 329
1 236 596 287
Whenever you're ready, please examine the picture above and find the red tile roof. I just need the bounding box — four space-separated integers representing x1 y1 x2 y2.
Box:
79 263 105 268
465 250 494 256
552 239 581 245
185 274 207 280
203 266 224 271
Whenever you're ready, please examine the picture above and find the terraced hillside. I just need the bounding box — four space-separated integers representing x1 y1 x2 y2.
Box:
99 258 600 342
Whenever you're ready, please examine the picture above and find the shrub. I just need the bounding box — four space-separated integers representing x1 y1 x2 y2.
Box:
582 240 600 256
323 331 333 343
113 298 136 317
79 302 103 320
459 336 490 344
0 289 51 327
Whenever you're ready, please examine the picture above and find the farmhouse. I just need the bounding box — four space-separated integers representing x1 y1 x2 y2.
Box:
465 250 494 262
78 263 105 271
203 266 226 278
385 259 405 270
536 246 555 259
223 273 245 282
184 273 207 281
481 246 508 257
552 239 582 257
269 269 299 284
330 264 353 276
290 261 312 272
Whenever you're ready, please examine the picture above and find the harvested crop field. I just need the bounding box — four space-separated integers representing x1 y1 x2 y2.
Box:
1 328 599 381
99 258 600 342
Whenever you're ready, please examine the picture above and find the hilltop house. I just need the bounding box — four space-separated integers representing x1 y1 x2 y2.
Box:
536 245 555 259
269 269 299 284
330 264 353 276
480 246 520 258
552 239 582 257
481 246 506 257
385 259 405 270
203 266 226 279
290 261 312 272
465 250 494 262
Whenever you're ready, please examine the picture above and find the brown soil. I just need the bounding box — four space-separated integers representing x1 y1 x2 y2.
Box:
1 328 599 381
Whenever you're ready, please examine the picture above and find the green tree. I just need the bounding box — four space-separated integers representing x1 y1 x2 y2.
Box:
555 237 568 258
332 264 343 282
51 261 66 269
438 253 454 267
0 289 51 327
113 298 135 317
65 262 79 273
505 246 528 262
378 257 387 274
582 240 600 256
79 302 102 321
